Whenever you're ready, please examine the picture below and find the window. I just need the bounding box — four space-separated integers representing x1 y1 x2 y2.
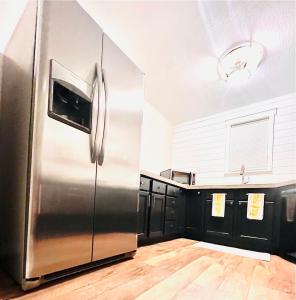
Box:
225 109 276 174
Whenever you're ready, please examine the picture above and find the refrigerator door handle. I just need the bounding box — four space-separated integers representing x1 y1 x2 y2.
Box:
90 63 103 163
98 69 108 166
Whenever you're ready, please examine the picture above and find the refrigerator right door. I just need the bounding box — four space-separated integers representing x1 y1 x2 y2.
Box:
92 35 143 261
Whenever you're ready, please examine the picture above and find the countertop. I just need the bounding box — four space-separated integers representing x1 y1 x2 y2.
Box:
141 170 296 190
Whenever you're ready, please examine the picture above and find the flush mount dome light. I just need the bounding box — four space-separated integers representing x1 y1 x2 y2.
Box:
217 42 264 82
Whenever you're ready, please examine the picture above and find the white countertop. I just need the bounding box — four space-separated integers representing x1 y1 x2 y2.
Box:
141 170 296 190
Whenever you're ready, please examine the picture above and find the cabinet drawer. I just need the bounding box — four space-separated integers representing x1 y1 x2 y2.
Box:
140 176 151 191
152 180 166 194
165 221 177 235
167 185 181 197
165 207 177 220
166 196 177 208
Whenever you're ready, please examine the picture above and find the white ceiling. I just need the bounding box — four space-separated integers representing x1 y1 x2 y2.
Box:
79 0 296 124
1 1 295 124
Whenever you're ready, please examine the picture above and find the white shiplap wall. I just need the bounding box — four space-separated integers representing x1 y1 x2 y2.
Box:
172 93 296 184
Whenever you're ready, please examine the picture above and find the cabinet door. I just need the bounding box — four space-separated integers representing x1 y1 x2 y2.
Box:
176 195 186 233
138 191 150 240
204 199 234 238
165 196 177 221
236 201 274 251
164 193 186 236
149 193 165 238
165 221 177 235
185 191 203 239
164 196 178 236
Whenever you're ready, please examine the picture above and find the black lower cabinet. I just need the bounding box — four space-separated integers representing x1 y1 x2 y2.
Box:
176 195 186 233
204 199 235 243
279 185 296 262
137 191 165 241
184 191 203 240
164 195 184 236
138 176 186 245
201 189 277 252
164 187 186 236
235 201 274 251
139 175 291 255
149 193 165 238
137 191 150 241
164 220 177 235
185 188 280 252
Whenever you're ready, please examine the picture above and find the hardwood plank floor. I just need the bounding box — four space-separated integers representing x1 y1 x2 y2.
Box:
0 239 295 300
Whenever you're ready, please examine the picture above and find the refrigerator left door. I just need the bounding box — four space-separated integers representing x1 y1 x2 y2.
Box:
25 1 103 278
0 1 38 286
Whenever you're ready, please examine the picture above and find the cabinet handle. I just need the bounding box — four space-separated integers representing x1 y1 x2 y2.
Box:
147 195 151 207
140 181 143 185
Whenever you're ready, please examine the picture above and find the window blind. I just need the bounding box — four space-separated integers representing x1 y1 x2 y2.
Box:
228 118 269 172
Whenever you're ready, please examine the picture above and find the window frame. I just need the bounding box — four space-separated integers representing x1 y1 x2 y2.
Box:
225 109 276 175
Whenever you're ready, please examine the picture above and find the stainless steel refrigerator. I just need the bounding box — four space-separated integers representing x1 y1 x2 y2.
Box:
0 0 143 290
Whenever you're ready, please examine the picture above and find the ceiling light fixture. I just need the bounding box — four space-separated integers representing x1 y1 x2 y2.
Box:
217 41 264 83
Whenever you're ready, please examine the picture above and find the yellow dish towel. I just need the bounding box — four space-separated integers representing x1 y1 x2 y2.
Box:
212 193 226 217
247 193 265 220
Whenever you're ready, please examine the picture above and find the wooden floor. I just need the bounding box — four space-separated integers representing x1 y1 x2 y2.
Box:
0 239 295 300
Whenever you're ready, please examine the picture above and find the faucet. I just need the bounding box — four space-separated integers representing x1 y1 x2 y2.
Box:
240 164 249 184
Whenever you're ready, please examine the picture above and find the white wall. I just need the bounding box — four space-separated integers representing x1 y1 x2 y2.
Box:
140 101 173 174
172 93 296 184
0 0 28 112
0 1 27 53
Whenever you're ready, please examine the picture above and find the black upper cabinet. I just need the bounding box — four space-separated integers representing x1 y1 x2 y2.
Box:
149 193 165 238
137 191 150 240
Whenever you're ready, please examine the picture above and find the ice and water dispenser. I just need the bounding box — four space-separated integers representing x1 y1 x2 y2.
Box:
48 60 92 133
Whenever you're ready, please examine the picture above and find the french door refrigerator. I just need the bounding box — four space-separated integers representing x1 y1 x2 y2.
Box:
0 0 143 290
